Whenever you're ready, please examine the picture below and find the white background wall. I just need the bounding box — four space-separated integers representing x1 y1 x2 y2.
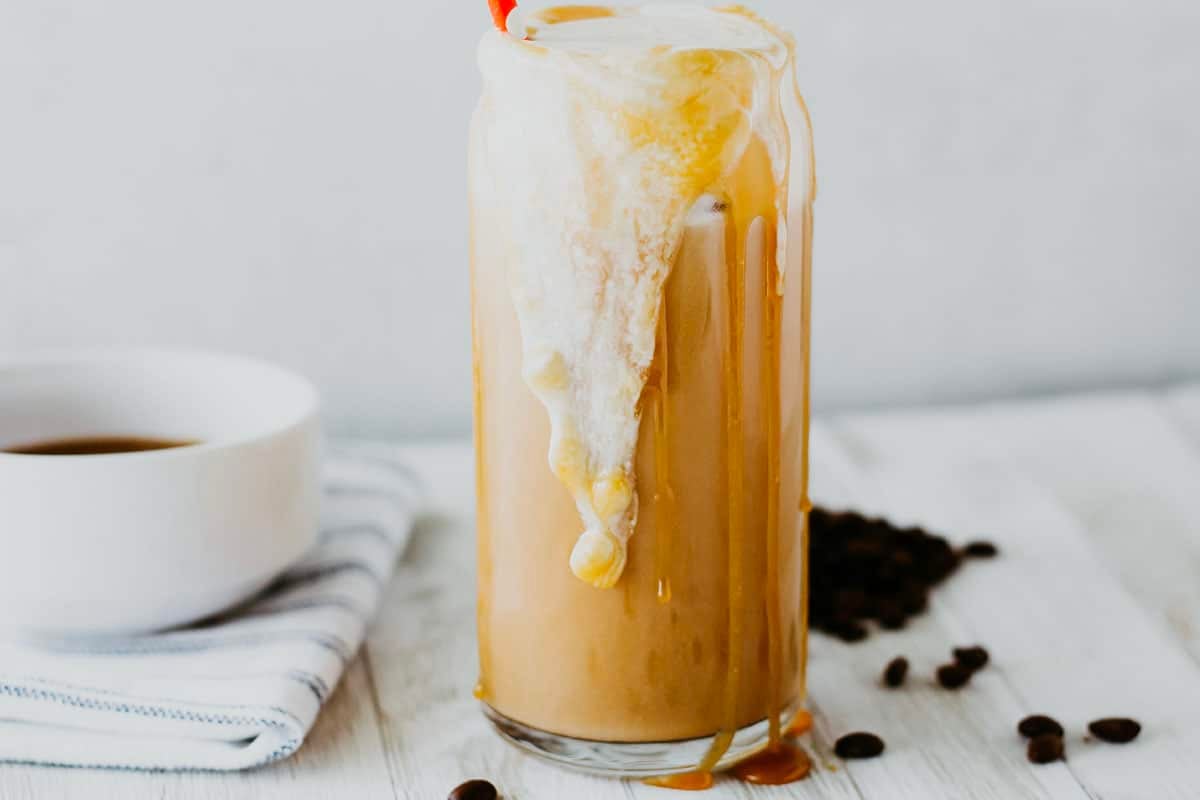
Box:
2 1 1198 437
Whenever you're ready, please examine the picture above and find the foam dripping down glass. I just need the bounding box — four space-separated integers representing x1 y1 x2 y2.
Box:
469 4 816 778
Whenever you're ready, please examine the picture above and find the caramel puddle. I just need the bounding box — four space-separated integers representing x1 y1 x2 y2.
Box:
643 771 715 791
644 742 813 791
732 742 813 785
786 709 813 737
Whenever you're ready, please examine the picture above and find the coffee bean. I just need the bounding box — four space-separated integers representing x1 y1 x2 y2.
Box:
833 588 868 618
831 619 868 643
834 732 885 759
936 663 972 689
809 508 995 644
1088 718 1141 743
448 779 498 800
883 657 908 688
878 603 907 630
953 646 989 672
1027 734 1064 764
1018 715 1064 739
964 541 999 558
899 584 929 615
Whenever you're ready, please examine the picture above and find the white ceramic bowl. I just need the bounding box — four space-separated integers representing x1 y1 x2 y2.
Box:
0 349 321 634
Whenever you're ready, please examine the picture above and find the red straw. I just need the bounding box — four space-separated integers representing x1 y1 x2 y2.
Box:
488 0 518 32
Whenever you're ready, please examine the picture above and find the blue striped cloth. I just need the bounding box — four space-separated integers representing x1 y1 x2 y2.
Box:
0 448 420 771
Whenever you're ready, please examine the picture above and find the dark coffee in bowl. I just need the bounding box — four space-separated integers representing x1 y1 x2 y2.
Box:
4 437 197 456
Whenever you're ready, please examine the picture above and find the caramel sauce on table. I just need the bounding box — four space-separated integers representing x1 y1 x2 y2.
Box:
644 744 813 791
644 772 715 792
3 436 197 456
786 709 814 737
732 742 813 785
643 747 813 791
643 710 816 791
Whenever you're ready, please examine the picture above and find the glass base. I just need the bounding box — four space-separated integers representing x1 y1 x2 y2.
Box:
481 701 801 778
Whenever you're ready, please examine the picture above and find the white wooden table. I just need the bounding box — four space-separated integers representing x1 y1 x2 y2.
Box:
6 385 1200 799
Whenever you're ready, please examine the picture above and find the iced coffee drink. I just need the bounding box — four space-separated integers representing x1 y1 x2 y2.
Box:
469 3 815 779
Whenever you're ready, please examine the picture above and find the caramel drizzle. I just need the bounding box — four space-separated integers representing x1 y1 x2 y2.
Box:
797 200 813 517
762 219 784 747
797 200 814 695
669 80 815 782
698 200 747 773
786 709 813 737
471 236 494 704
652 303 675 604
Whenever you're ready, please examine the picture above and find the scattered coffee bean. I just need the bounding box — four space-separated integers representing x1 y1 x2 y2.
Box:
448 779 498 800
878 603 907 630
1027 734 1065 764
834 732 885 759
883 657 909 688
963 541 999 558
936 663 972 689
1018 715 1064 739
810 509 990 643
830 619 868 643
953 646 989 672
899 584 929 615
1088 718 1142 743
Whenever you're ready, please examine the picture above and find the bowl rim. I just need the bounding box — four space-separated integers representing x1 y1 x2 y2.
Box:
0 347 320 462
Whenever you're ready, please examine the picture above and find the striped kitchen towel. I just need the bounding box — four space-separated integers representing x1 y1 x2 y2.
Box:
0 447 421 771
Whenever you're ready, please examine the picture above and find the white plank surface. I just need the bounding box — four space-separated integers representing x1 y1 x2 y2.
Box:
3 386 1200 798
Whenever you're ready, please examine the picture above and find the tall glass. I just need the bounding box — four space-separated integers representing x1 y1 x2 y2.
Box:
468 5 815 777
